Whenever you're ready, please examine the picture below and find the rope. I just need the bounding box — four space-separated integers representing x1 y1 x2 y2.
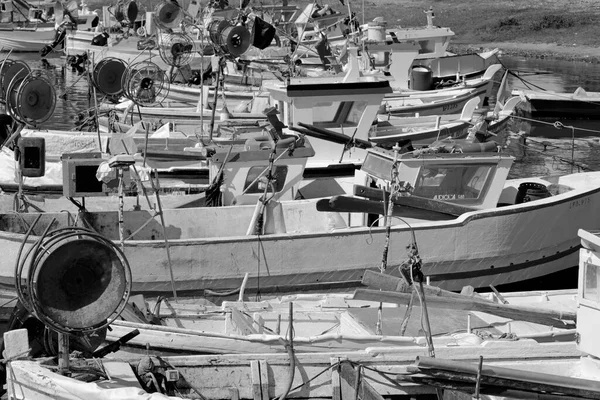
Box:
510 114 600 135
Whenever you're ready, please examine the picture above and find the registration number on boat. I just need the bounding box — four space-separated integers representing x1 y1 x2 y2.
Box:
442 103 459 112
569 196 591 209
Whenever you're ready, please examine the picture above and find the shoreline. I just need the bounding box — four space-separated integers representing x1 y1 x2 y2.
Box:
449 42 600 64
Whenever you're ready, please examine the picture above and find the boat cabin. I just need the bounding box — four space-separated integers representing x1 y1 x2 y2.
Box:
265 68 392 167
362 149 514 210
208 133 315 206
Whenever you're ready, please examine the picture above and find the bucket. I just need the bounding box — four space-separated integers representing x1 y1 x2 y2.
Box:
367 20 387 41
515 182 551 204
410 66 433 91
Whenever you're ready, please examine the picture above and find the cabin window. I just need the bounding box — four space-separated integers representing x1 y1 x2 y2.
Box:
243 165 288 194
583 262 600 304
313 101 368 128
412 163 494 204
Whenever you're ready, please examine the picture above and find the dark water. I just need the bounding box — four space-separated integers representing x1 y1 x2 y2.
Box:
9 52 600 180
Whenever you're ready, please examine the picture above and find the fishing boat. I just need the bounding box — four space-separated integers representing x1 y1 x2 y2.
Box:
512 86 600 119
0 130 598 295
394 228 600 398
0 0 56 52
1 226 584 400
371 71 519 147
251 3 500 84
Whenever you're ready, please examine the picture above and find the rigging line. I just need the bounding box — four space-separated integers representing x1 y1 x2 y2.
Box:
509 114 600 135
509 135 593 171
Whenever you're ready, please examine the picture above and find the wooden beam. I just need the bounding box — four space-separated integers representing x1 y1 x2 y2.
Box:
354 184 475 217
339 362 386 400
317 195 456 220
331 358 342 400
361 270 475 300
353 289 576 328
250 360 269 400
412 356 600 399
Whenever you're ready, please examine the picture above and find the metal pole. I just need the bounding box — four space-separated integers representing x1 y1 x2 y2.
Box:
118 167 125 250
58 332 70 375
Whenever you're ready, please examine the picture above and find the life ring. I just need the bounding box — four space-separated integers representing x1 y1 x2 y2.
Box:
136 26 146 37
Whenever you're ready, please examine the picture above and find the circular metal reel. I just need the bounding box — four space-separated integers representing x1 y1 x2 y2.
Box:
115 0 139 23
92 57 127 97
1 60 30 101
6 72 56 126
34 238 128 331
208 19 251 57
14 227 132 335
154 0 183 30
123 61 170 106
158 32 195 67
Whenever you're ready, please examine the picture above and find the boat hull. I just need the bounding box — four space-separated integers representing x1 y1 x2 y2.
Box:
0 26 55 52
1 173 599 295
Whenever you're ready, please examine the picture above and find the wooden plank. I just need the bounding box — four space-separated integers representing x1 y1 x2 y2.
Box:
339 362 386 400
249 360 269 400
361 270 476 300
103 361 141 386
353 289 576 328
331 358 342 400
412 356 600 400
354 184 475 217
320 195 456 221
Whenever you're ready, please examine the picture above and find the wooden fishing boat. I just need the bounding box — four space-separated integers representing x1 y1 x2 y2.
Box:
0 23 55 52
371 94 521 147
0 138 598 296
512 86 600 119
1 234 584 400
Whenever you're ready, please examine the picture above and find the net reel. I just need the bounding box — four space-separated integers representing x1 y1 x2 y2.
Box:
158 31 195 67
154 0 183 30
0 60 30 103
92 57 127 97
122 61 170 106
15 226 132 335
111 0 139 24
5 70 56 127
208 19 251 57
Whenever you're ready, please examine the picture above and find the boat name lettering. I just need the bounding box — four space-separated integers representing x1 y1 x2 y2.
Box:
434 194 465 200
442 103 459 112
569 196 591 209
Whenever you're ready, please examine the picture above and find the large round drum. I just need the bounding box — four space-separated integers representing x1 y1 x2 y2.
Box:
6 74 56 125
93 57 127 97
0 60 30 101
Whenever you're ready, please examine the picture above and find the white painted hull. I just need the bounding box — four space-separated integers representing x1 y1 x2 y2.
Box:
0 27 55 52
65 30 208 71
1 173 599 295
